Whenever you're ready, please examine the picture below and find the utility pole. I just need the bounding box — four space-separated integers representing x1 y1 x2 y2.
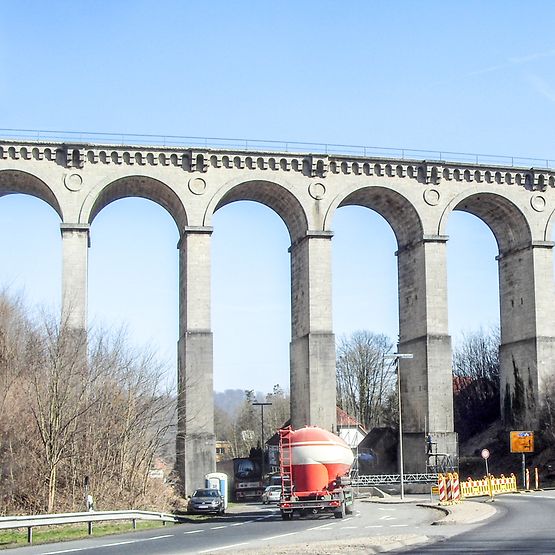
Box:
384 353 413 500
252 401 272 481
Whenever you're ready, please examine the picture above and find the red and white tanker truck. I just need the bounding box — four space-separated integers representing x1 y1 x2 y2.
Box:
278 426 355 520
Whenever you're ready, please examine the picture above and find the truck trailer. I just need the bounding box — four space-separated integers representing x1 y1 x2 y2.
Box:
278 426 355 520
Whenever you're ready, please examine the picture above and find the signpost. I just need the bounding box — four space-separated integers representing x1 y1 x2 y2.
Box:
481 448 490 477
510 431 534 490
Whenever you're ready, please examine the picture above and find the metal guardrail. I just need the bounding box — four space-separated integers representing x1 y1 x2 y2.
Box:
0 509 185 544
0 128 553 169
352 473 439 486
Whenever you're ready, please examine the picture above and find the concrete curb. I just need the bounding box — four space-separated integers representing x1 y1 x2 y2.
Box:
419 500 497 525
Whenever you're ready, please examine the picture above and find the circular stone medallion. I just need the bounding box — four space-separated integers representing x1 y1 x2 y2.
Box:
188 177 207 195
64 173 83 192
309 182 326 200
423 188 440 206
530 194 546 212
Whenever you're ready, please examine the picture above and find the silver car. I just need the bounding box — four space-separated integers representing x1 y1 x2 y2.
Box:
262 485 281 504
187 488 225 515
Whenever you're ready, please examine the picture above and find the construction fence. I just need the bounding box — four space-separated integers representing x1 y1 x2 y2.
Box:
435 472 521 505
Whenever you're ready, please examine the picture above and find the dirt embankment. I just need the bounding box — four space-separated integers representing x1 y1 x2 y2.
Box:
459 420 555 485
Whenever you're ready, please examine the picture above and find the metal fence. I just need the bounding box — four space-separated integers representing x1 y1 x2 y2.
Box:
352 473 439 486
0 128 553 168
0 509 184 544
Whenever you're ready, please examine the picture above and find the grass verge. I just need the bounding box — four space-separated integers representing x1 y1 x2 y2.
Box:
0 520 175 549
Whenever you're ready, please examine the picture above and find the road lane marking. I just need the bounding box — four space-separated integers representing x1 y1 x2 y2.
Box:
341 526 357 529
44 549 88 554
198 542 249 553
211 525 227 530
378 508 395 511
307 523 335 530
379 515 396 520
261 532 299 541
366 525 384 528
44 533 174 554
391 524 408 527
185 529 204 534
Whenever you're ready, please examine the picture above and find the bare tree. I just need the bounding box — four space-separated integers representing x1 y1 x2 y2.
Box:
336 331 396 430
263 384 290 437
0 291 176 514
452 327 500 441
26 316 109 512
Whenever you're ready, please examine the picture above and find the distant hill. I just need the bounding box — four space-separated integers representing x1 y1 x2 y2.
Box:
213 389 265 417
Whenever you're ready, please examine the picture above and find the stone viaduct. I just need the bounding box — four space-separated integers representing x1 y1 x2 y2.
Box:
1 137 554 493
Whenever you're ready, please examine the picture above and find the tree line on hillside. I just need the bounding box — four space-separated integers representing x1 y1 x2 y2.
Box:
0 293 175 515
214 386 290 457
215 327 506 458
335 328 503 443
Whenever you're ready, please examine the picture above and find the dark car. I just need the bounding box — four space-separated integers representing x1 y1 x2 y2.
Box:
187 488 225 515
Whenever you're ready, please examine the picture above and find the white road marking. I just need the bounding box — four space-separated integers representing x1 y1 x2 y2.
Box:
261 531 299 541
366 525 384 528
185 529 204 534
44 549 87 554
211 525 227 530
379 515 396 520
43 533 174 554
378 508 396 511
341 526 357 529
307 523 335 530
391 524 408 527
198 542 249 553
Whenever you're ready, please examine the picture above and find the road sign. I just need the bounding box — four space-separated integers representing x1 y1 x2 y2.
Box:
510 431 534 453
481 448 490 459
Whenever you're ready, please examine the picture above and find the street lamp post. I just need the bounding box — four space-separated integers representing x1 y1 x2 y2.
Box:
252 401 272 481
385 353 413 500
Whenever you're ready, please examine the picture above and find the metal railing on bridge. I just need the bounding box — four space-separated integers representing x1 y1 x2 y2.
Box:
0 128 554 169
352 473 439 486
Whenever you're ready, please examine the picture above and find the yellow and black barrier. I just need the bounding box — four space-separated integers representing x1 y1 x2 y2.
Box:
437 472 517 505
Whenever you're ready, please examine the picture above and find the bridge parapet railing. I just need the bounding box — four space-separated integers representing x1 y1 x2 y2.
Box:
0 128 553 169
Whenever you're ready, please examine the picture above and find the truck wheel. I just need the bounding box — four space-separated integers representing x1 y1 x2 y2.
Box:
345 502 354 515
334 502 346 519
281 511 292 521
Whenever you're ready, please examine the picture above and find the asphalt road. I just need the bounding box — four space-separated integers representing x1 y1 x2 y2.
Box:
8 499 442 555
402 491 555 554
10 492 555 554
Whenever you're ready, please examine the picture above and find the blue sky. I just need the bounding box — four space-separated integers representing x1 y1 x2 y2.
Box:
0 1 552 392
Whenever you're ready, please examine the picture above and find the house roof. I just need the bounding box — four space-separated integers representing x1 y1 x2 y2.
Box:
453 376 474 394
337 406 366 432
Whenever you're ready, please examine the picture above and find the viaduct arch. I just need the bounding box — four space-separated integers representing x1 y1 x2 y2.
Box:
1 139 555 493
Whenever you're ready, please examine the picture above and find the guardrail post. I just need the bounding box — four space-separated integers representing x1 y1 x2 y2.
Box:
27 526 32 543
132 518 136 530
88 521 93 535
